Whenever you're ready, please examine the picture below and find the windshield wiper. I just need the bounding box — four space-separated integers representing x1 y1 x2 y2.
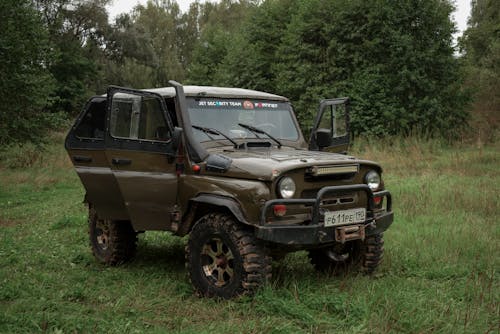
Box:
192 125 238 148
238 123 282 148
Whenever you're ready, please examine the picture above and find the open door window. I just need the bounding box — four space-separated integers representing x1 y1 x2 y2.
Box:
309 98 350 153
107 87 173 143
104 86 183 156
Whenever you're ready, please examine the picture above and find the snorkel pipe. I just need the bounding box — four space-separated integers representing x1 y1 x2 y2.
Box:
169 80 209 163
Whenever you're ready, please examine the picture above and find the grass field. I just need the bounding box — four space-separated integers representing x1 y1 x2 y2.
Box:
0 133 498 333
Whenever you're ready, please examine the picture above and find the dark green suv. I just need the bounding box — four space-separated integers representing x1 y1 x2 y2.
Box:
65 81 393 298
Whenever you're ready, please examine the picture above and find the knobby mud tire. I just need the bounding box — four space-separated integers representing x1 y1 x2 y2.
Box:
308 233 384 275
88 207 137 265
186 213 271 298
361 233 384 274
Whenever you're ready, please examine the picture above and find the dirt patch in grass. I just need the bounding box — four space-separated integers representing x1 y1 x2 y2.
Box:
0 219 21 227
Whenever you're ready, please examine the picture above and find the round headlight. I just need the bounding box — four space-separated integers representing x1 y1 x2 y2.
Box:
365 170 381 191
278 177 296 199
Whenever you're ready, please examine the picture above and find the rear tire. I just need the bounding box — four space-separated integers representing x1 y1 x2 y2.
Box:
186 213 271 298
88 207 137 265
308 233 384 275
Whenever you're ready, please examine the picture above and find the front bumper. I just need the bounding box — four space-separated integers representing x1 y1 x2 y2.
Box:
255 184 393 246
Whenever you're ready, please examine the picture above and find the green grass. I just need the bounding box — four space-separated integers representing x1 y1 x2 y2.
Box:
1 133 498 333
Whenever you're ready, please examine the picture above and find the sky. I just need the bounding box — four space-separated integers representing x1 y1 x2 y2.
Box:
107 0 214 18
107 0 472 38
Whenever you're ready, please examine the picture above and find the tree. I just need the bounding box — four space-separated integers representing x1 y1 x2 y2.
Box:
186 0 258 85
215 0 300 91
35 0 111 114
460 0 499 140
0 0 56 144
103 1 187 88
274 0 468 136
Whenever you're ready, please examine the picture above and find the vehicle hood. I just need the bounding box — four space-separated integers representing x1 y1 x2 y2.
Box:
205 147 380 181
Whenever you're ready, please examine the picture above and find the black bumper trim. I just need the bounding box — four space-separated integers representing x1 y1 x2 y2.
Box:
255 211 393 246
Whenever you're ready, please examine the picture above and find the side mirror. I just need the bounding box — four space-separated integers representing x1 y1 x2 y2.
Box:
315 128 332 148
172 127 183 152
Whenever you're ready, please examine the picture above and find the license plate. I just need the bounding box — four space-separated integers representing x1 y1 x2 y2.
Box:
324 208 366 227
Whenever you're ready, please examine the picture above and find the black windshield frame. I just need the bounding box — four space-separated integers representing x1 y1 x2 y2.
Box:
186 97 302 147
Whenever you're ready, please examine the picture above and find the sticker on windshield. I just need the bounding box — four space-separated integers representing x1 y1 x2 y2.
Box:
243 100 254 109
193 99 282 110
255 102 278 109
197 101 243 107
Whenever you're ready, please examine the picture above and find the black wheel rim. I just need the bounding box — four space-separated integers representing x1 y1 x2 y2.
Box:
201 237 235 287
95 219 110 251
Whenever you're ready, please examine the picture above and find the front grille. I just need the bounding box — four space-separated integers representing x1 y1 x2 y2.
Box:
301 189 357 207
301 189 353 199
321 196 355 205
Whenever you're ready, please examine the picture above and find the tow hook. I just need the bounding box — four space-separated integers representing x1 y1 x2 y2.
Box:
335 224 366 243
368 220 376 229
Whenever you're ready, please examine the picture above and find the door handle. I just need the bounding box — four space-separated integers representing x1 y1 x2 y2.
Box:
112 158 131 166
73 155 92 163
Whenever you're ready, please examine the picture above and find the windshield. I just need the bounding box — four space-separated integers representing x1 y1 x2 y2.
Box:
187 97 299 144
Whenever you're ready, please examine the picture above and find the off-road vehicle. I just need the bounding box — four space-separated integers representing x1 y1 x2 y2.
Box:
65 81 393 298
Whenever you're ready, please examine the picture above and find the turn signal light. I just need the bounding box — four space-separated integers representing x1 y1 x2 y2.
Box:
273 204 287 217
374 196 382 205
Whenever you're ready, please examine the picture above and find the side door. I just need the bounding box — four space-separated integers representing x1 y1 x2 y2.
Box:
105 87 178 231
65 96 129 220
309 98 350 153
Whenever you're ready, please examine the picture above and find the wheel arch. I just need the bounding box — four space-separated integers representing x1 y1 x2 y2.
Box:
177 194 250 236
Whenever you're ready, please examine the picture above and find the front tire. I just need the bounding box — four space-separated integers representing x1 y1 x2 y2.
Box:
308 233 384 275
88 207 137 265
186 213 271 298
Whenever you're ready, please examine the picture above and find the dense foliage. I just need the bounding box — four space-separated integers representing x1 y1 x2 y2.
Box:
191 0 469 136
2 0 496 144
0 0 56 145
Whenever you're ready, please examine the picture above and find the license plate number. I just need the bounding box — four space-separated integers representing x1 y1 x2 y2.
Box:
324 208 366 227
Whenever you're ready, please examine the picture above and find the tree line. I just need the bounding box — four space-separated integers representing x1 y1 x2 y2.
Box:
0 0 497 145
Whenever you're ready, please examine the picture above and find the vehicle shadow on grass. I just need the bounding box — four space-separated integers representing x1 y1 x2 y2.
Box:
125 235 187 274
122 237 316 285
118 235 360 293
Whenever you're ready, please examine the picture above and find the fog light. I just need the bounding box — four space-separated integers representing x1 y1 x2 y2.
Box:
273 204 287 217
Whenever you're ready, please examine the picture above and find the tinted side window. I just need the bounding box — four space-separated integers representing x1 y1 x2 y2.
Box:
110 93 170 141
75 100 106 139
111 98 137 138
318 106 332 130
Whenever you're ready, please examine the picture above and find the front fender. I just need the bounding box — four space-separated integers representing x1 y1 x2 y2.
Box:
178 174 270 228
176 193 252 237
191 194 249 224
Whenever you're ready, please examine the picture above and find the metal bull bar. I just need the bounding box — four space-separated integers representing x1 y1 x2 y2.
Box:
260 184 392 225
